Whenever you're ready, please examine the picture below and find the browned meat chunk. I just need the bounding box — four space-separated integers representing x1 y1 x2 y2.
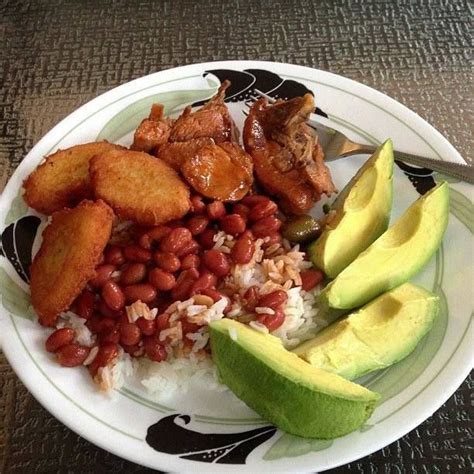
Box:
169 81 238 143
181 142 253 201
155 137 215 171
131 104 174 152
243 94 335 214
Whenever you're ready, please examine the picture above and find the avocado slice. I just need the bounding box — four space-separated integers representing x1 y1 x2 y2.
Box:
309 139 394 278
318 182 449 311
293 283 439 379
209 319 380 439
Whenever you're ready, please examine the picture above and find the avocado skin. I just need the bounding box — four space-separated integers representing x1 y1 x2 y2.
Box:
309 139 394 278
210 320 379 439
293 283 439 380
318 182 449 311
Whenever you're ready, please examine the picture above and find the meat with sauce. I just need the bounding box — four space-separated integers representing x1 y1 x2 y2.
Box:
131 104 174 152
243 94 335 214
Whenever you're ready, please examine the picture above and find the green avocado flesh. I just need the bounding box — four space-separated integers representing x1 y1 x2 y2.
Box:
309 139 394 278
209 319 380 439
293 283 439 380
318 182 449 311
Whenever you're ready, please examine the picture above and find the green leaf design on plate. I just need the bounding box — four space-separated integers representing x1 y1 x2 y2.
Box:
263 433 333 461
449 188 473 234
0 267 33 320
96 85 219 143
5 191 28 227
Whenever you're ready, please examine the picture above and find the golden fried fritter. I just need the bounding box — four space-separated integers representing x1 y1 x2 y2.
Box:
23 141 124 215
90 149 190 225
30 200 114 327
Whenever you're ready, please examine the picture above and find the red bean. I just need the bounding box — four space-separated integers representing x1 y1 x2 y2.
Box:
199 289 232 313
187 215 209 235
231 233 254 264
171 269 199 300
243 286 260 311
120 263 147 285
258 290 288 310
123 245 152 263
45 328 75 353
153 252 181 272
136 317 156 336
207 201 226 220
161 227 192 253
148 268 176 291
100 326 120 344
122 344 142 357
104 245 125 266
90 264 116 288
144 337 167 362
76 289 95 320
199 228 217 250
257 308 285 332
88 316 116 334
202 249 230 277
220 214 246 235
102 281 125 311
175 239 200 257
119 322 141 346
123 284 157 303
232 203 250 220
139 226 172 249
263 232 282 248
88 342 119 376
98 299 123 318
190 195 206 214
181 254 200 270
191 272 217 295
181 319 201 334
242 195 270 207
300 269 324 291
249 200 278 221
56 344 90 367
155 313 170 331
252 216 282 237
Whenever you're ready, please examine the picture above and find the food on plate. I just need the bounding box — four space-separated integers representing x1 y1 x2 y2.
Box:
181 142 253 201
243 93 336 214
169 80 238 143
293 283 439 379
282 214 322 243
90 149 191 225
308 139 394 278
318 182 449 312
23 141 124 214
30 199 114 327
19 79 448 440
131 104 174 152
209 318 380 439
155 137 214 170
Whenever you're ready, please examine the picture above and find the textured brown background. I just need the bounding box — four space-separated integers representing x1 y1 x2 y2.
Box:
1 0 472 472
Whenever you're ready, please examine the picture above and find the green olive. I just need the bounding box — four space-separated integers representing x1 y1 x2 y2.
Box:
282 215 322 243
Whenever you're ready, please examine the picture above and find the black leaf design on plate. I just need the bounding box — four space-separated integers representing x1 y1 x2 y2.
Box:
395 160 436 195
146 414 276 464
0 215 41 283
193 68 328 117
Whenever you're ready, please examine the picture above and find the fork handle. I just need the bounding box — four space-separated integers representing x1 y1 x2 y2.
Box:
349 145 474 184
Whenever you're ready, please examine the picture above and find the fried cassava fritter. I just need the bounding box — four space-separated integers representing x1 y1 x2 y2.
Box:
90 149 190 225
30 200 114 327
23 141 124 215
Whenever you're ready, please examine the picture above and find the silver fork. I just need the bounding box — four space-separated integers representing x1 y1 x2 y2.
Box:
249 90 474 184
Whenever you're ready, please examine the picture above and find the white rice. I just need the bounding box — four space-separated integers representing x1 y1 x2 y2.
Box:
57 311 94 347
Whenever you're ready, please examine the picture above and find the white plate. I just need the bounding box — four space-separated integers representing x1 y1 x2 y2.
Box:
0 61 472 473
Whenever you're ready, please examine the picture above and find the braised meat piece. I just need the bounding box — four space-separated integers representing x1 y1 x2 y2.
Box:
155 137 215 171
169 81 238 143
181 142 253 201
131 104 174 152
243 94 335 214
